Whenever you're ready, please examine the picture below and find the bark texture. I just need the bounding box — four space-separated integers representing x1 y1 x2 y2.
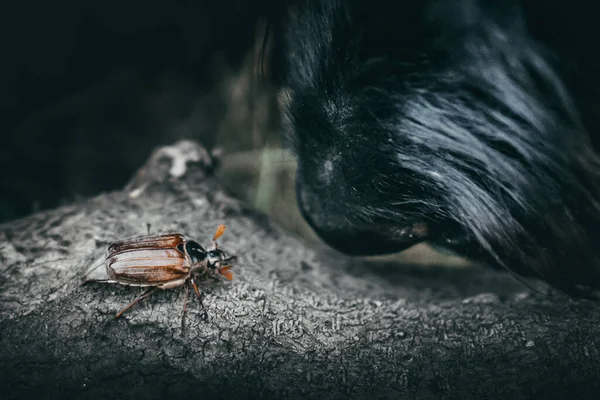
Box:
1 141 600 400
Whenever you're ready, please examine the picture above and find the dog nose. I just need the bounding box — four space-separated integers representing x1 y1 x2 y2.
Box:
310 224 424 256
296 182 427 255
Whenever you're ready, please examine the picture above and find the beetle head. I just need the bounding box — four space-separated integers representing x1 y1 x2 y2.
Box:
207 224 235 280
204 249 233 280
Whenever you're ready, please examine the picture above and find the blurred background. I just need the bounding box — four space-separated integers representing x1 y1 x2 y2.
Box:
0 0 470 267
1 0 283 220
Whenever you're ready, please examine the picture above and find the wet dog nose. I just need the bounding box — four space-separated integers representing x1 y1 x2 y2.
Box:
296 182 427 255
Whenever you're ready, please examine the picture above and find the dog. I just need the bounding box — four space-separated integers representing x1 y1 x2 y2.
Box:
262 0 600 296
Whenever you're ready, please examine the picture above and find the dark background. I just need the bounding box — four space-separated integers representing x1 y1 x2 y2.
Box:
3 4 600 400
0 0 284 224
4 0 598 229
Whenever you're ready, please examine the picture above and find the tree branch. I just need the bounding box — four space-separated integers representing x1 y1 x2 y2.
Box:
1 140 599 400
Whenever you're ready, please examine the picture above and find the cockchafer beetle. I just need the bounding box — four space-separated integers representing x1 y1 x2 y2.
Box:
82 224 236 326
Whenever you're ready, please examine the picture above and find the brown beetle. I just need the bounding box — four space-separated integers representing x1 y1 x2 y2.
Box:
82 224 235 325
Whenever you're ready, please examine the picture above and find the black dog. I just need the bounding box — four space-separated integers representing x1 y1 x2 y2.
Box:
264 0 600 296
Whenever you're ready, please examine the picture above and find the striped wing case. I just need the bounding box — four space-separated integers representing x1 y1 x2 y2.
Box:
106 234 191 286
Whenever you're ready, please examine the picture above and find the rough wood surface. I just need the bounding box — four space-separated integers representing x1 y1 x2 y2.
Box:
1 141 600 400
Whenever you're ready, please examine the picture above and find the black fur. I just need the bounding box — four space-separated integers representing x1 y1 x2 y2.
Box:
266 0 600 296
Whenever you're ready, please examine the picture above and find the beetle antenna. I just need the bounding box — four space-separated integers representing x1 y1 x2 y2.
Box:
213 224 226 241
218 265 234 281
212 224 226 249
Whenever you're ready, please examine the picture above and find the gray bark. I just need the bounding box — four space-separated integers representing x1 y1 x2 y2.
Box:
1 141 600 400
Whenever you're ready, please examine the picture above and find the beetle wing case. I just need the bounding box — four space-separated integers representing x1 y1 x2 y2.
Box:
106 234 192 286
108 233 186 253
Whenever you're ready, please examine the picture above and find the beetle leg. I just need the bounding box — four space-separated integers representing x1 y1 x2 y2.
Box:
190 278 208 321
80 278 118 286
180 281 190 333
223 255 237 263
115 287 158 318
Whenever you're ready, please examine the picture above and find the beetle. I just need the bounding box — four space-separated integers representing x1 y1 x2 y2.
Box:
82 224 236 325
